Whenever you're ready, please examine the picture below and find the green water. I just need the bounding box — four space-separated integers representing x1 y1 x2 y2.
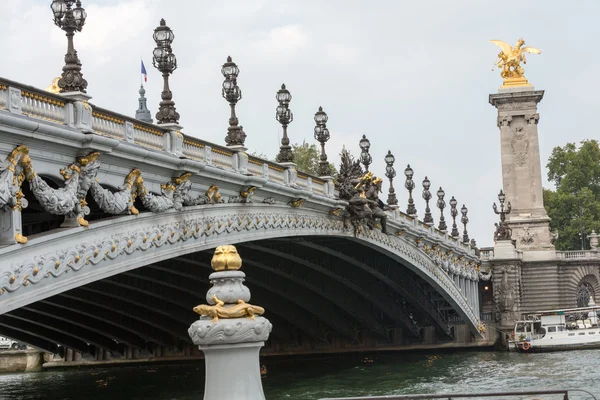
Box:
0 350 598 399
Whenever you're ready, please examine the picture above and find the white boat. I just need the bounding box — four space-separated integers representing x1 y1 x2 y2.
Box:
509 296 600 352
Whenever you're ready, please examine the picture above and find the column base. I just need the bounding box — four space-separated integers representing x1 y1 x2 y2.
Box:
199 341 266 400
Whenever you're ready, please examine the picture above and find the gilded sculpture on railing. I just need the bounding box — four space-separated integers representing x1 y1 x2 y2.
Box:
491 38 541 87
338 149 388 234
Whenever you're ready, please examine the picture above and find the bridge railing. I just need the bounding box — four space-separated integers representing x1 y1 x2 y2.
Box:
557 250 600 260
0 77 333 197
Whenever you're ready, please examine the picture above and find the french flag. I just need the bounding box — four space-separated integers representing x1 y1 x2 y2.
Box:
141 60 148 82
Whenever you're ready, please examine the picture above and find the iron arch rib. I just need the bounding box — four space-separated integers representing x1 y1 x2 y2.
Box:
148 263 328 341
295 239 452 337
240 243 418 337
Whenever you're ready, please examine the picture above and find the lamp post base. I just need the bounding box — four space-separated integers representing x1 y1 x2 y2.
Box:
198 341 266 400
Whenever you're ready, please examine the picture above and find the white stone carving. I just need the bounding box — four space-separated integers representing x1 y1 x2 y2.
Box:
511 124 529 167
189 316 272 345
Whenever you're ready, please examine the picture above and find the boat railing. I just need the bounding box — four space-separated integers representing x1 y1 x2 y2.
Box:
320 388 596 399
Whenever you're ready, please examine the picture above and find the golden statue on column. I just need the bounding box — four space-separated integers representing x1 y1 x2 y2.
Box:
491 38 541 88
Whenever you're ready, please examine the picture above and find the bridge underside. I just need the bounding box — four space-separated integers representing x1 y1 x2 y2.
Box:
0 236 465 359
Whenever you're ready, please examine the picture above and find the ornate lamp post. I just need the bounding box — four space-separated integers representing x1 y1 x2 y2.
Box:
359 135 372 172
437 187 447 232
449 196 459 238
50 0 88 93
314 107 331 176
276 84 294 163
404 165 417 217
493 189 513 241
461 204 470 243
152 19 180 125
384 151 398 206
222 56 244 146
422 176 434 226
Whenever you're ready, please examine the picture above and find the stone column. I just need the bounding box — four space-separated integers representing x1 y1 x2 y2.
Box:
188 245 272 400
490 240 523 338
489 87 554 254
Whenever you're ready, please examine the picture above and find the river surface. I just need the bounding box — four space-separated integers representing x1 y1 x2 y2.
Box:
0 350 599 399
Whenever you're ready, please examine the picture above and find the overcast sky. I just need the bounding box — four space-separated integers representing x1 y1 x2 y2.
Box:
1 0 598 247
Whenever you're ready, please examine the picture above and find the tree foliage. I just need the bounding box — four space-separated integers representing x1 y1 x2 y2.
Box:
545 140 600 250
289 143 338 178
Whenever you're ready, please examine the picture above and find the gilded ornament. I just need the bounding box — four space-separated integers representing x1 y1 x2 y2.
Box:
14 233 28 244
55 261 60 269
44 77 61 94
127 240 132 247
74 255 80 262
9 276 15 284
491 38 541 87
288 198 304 208
329 208 343 217
33 268 39 276
211 245 243 271
206 185 222 204
193 295 265 323
172 172 192 185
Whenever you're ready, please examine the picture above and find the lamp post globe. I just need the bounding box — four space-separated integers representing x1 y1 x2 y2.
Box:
276 84 294 163
221 56 244 146
152 19 180 124
314 106 331 176
50 0 88 93
359 134 372 171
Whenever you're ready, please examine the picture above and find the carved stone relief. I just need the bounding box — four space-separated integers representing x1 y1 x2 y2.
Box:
510 124 529 167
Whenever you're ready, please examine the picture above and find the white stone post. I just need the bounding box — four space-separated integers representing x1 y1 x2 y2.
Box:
160 123 184 156
188 245 272 400
279 162 298 188
229 145 249 175
61 92 93 133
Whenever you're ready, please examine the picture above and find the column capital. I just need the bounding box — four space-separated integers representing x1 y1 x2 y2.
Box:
489 89 544 112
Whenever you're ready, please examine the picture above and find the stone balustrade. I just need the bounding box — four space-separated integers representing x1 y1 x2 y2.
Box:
0 77 334 199
557 250 600 260
0 77 477 259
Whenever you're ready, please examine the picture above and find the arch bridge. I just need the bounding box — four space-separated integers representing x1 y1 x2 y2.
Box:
0 78 484 359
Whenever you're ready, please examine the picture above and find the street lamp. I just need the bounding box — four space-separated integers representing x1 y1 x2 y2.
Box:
359 135 372 172
152 19 180 124
461 204 470 243
314 106 331 176
493 189 513 241
404 165 417 216
422 176 434 226
449 196 459 238
437 187 447 232
222 56 244 146
50 0 88 93
276 84 294 163
384 151 397 206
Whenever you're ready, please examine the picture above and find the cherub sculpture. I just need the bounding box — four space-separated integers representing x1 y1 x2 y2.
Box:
491 38 541 82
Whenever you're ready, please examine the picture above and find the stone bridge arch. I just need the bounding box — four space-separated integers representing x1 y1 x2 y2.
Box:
0 203 483 355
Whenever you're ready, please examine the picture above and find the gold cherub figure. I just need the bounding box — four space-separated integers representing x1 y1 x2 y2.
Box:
491 38 541 87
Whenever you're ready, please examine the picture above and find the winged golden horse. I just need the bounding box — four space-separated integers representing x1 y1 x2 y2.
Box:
491 38 541 85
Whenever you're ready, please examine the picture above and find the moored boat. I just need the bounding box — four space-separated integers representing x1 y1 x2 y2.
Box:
509 296 600 352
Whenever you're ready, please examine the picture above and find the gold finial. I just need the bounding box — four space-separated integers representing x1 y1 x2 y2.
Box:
211 245 243 271
45 77 61 94
490 38 541 88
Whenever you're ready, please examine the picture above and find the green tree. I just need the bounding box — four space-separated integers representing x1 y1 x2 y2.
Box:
545 140 600 250
285 142 338 178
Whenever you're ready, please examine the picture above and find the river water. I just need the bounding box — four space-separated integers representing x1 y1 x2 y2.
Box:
0 350 598 400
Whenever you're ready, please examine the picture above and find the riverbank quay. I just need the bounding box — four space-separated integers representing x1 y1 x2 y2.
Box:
41 338 496 371
0 350 50 373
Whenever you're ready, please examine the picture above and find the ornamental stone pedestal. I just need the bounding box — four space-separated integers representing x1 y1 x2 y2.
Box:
188 245 272 400
490 240 522 338
489 86 555 258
